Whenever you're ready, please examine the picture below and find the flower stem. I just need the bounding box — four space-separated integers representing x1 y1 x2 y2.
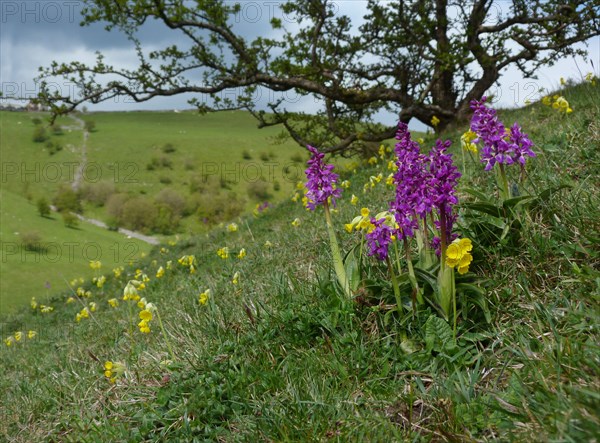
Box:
156 309 175 361
386 255 403 314
497 163 510 200
324 201 351 298
404 238 422 308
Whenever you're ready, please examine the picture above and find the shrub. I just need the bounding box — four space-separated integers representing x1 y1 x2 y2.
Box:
162 143 176 153
36 197 51 217
259 152 270 162
273 180 281 192
147 156 173 170
81 181 115 207
183 158 195 170
31 117 43 125
247 180 271 201
32 126 48 143
51 125 63 135
242 149 252 160
159 176 172 184
20 231 44 252
84 120 96 132
119 196 157 233
61 211 79 228
291 152 304 163
106 193 128 221
53 186 82 213
196 191 245 225
155 188 186 218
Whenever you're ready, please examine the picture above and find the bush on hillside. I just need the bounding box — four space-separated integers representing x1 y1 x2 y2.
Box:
20 230 45 252
36 197 51 218
81 181 116 207
53 186 82 213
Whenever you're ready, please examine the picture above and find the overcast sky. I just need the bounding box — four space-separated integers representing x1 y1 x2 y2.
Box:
1 1 598 130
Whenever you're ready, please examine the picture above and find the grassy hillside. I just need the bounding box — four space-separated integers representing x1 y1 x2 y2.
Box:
1 81 598 441
0 189 151 313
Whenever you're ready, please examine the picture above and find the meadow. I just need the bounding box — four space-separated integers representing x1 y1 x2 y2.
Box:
0 109 310 313
0 81 598 441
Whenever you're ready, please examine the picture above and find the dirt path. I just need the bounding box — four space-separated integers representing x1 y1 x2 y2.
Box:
49 204 160 245
69 115 88 191
53 116 160 246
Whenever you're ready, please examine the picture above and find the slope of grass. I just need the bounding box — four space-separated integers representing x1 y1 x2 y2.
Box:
0 81 598 441
0 189 151 313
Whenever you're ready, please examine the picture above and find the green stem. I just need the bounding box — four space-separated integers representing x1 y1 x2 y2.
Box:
497 163 510 201
156 309 175 361
386 256 402 314
324 201 351 298
404 238 422 308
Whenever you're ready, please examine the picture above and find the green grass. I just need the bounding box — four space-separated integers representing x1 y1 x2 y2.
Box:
0 189 151 314
0 81 599 441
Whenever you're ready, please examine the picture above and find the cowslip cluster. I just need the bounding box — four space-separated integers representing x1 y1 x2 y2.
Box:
470 97 535 170
304 145 341 210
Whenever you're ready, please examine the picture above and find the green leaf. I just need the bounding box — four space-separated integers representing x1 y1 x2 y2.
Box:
462 187 492 203
424 315 456 353
457 283 491 323
462 202 504 218
502 195 534 209
343 247 361 292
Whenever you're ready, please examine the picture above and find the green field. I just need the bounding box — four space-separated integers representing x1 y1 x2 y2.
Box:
0 189 150 313
1 82 599 441
0 109 312 313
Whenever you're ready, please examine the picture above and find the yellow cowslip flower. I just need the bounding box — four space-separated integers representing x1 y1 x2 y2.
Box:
14 331 22 342
217 247 230 259
560 77 566 86
417 138 424 144
237 248 246 259
445 238 474 273
30 297 37 310
296 181 305 190
344 223 354 233
76 287 85 297
291 192 300 202
542 96 551 106
138 283 146 290
134 269 143 278
368 156 378 165
232 272 240 285
585 72 597 86
387 160 398 172
340 180 351 188
123 281 139 301
166 260 173 270
40 305 53 313
227 223 238 232
108 298 119 308
461 130 478 153
199 289 210 305
89 302 97 313
160 247 169 254
139 309 152 322
76 307 89 322
431 116 440 127
89 260 102 270
142 274 150 283
95 275 106 288
264 240 273 248
137 298 147 309
350 194 359 205
360 207 370 218
5 337 14 347
386 173 395 186
66 297 75 304
291 218 301 227
27 331 36 339
156 266 165 278
113 266 123 278
104 361 125 383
